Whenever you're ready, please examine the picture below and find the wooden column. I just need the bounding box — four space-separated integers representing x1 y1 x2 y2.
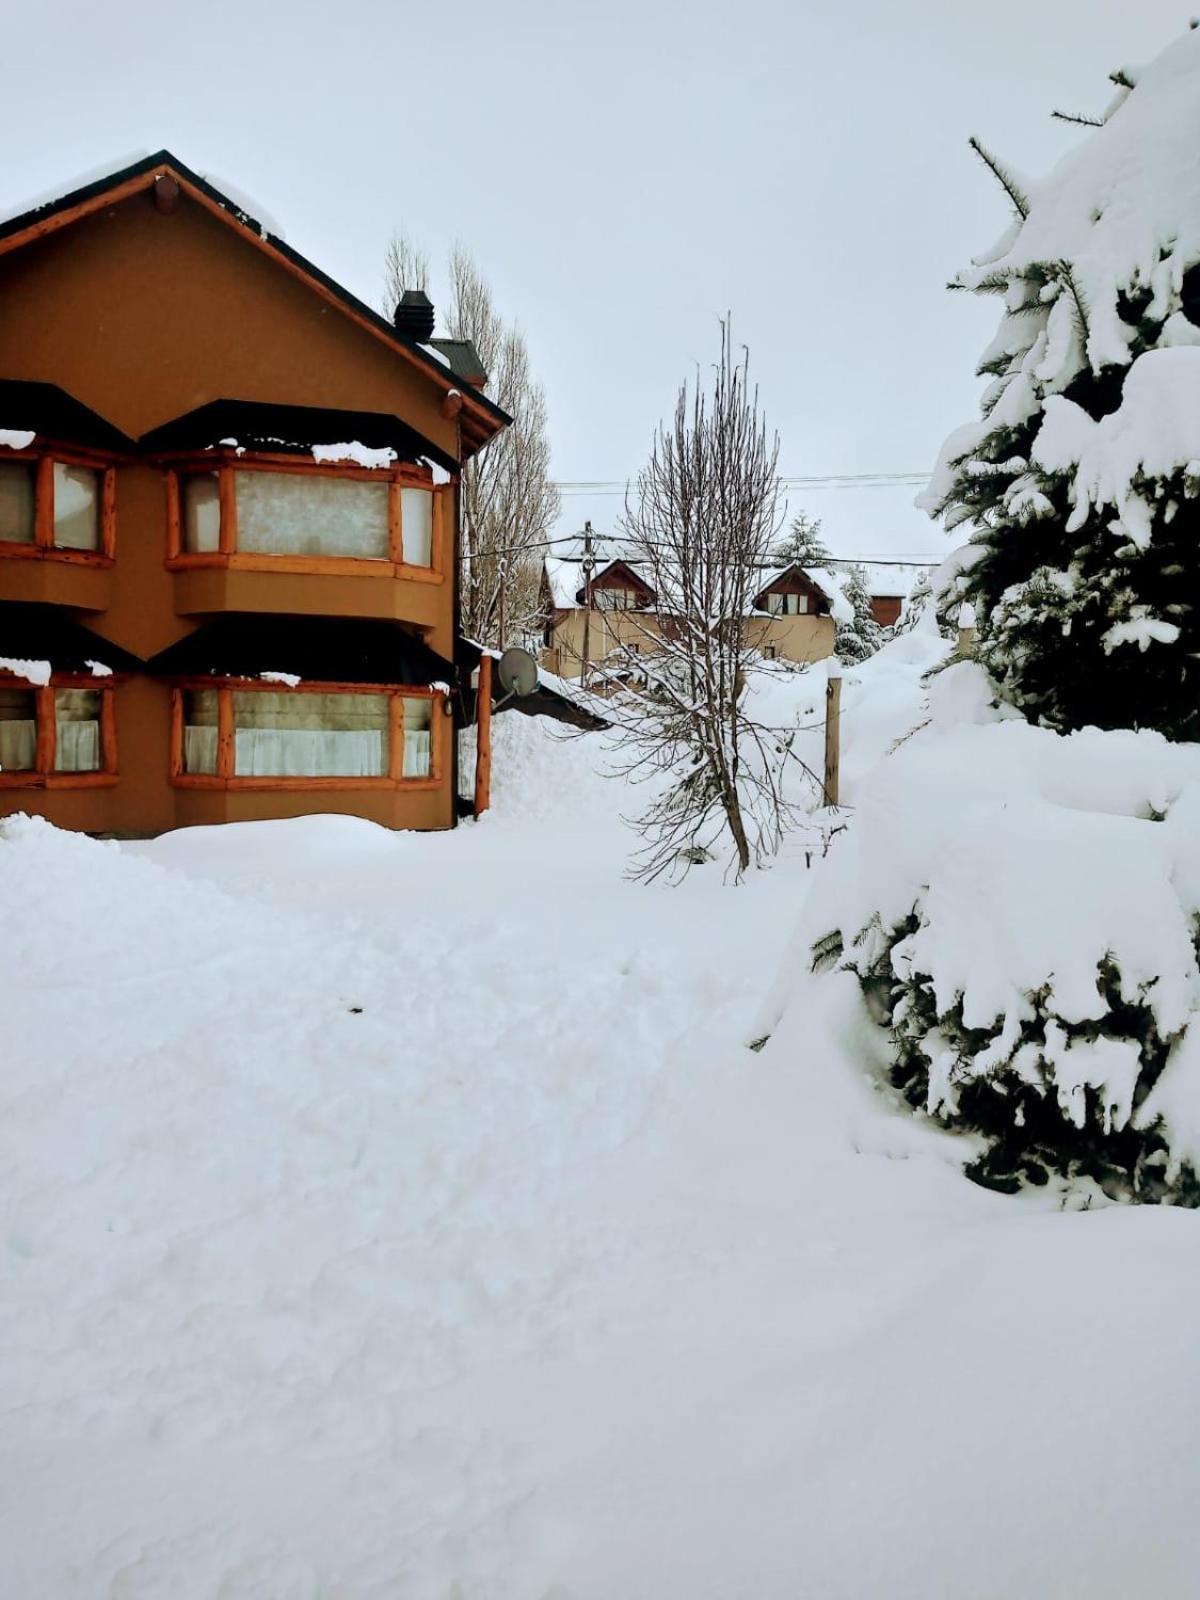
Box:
823 658 842 809
474 653 493 818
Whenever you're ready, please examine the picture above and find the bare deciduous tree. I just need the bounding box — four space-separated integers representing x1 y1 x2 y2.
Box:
611 321 815 881
381 232 559 649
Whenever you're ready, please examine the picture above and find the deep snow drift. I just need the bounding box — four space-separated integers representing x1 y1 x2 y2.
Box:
3 651 1199 1598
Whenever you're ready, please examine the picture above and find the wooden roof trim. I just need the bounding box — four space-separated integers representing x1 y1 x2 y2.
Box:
0 157 509 458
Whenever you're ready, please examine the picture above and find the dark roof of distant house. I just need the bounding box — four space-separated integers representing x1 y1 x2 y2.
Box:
455 637 609 731
427 339 489 388
148 615 454 686
0 602 144 674
0 379 136 454
139 398 458 475
0 150 511 460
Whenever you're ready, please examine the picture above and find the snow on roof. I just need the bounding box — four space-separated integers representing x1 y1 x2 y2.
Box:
0 149 154 232
960 28 1200 383
843 561 930 599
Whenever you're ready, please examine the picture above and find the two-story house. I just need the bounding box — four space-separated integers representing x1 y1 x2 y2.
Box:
540 535 844 682
0 152 509 835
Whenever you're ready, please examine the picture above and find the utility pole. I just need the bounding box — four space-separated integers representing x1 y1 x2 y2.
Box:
579 521 595 690
823 656 842 808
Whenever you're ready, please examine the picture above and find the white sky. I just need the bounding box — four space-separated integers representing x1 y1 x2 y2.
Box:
0 0 1188 559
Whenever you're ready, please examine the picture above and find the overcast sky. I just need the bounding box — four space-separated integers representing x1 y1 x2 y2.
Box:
0 0 1189 559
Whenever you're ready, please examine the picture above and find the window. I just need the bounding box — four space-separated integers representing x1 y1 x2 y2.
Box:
0 686 35 769
595 587 638 612
54 688 102 771
766 591 807 616
0 455 110 556
0 678 116 785
233 690 389 777
763 644 778 660
171 463 444 574
0 463 35 544
174 684 441 787
238 473 389 561
183 474 220 554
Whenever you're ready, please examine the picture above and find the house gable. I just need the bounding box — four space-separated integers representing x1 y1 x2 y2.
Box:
0 154 506 461
753 564 831 614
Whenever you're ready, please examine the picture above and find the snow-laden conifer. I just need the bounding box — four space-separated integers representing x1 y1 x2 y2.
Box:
922 26 1200 737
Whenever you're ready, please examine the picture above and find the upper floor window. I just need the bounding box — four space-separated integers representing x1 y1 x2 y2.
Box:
766 591 808 616
595 587 641 612
169 459 442 576
0 455 113 558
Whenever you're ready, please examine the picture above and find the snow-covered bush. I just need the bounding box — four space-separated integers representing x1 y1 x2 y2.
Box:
921 28 1200 740
793 661 1200 1202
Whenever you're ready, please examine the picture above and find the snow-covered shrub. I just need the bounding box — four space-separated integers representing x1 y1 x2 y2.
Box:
790 664 1200 1202
921 28 1200 740
835 564 884 663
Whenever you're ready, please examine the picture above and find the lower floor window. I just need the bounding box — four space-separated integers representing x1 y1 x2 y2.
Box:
0 681 112 780
179 684 438 784
0 686 35 770
54 688 102 771
233 690 389 777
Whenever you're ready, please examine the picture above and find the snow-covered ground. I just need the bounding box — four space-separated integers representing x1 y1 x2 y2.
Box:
3 643 1199 1598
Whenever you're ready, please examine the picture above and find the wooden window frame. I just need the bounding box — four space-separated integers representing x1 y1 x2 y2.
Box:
169 678 449 793
162 451 451 585
0 443 117 566
0 672 120 789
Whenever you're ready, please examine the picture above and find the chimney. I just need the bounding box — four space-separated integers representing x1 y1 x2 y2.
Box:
393 288 435 342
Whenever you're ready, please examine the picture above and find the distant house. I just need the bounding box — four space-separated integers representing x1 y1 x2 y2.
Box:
540 539 845 681
852 562 931 628
0 151 511 835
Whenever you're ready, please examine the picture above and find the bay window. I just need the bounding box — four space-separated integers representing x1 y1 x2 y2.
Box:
0 453 113 558
174 682 442 788
170 458 446 577
0 678 116 786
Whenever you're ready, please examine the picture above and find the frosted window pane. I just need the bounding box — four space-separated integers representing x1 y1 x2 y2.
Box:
238 473 388 560
403 697 432 777
184 475 221 553
54 688 101 771
183 689 218 775
53 463 100 550
0 686 36 769
233 690 388 776
0 462 35 544
400 488 433 566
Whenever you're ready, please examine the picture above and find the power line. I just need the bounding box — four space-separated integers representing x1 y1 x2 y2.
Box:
552 470 929 496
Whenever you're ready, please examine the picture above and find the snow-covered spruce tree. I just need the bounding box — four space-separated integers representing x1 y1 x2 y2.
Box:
772 511 832 568
834 563 883 663
921 27 1200 739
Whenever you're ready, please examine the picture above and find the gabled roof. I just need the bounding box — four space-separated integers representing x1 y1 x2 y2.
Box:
139 398 458 474
0 151 510 462
148 615 453 685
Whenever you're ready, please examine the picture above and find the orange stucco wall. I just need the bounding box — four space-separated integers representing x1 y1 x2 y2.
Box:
0 185 462 835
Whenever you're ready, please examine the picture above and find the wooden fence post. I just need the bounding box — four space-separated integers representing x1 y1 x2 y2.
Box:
823 657 842 809
474 652 493 817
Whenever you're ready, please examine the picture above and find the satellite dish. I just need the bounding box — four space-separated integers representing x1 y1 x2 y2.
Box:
497 646 539 698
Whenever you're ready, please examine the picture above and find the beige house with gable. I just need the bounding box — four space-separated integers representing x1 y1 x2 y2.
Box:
540 544 841 684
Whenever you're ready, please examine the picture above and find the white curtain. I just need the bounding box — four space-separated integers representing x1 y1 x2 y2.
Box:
400 488 433 566
238 472 389 560
53 463 100 551
403 699 432 777
233 691 388 777
183 724 218 775
402 730 431 778
54 721 99 772
0 719 35 771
